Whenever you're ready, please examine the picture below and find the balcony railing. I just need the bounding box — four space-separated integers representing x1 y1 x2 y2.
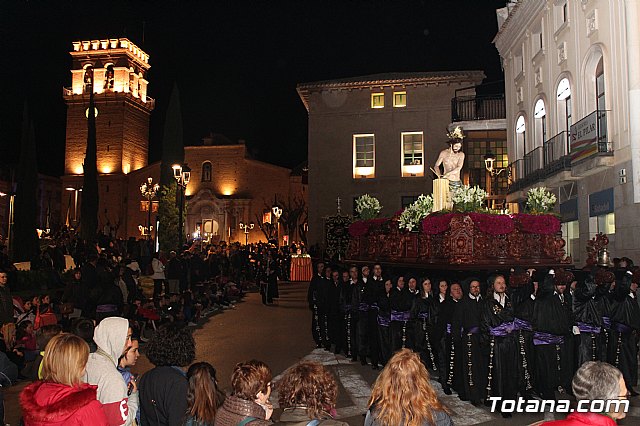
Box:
451 94 506 122
62 86 155 109
544 131 569 165
508 109 613 193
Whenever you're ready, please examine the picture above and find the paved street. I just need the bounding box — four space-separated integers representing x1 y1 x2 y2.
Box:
8 281 640 425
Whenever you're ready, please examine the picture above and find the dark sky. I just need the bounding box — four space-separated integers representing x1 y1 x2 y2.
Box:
0 0 507 177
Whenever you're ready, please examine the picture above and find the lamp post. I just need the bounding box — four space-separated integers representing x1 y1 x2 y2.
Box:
484 150 507 207
140 177 159 240
65 187 82 229
271 205 282 247
172 164 191 249
239 222 254 246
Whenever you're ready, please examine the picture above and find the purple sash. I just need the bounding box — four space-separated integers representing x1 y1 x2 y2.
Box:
465 326 481 334
613 322 633 334
446 323 452 334
377 315 390 327
533 331 564 346
359 303 370 312
417 312 429 320
391 310 411 322
96 304 117 313
341 304 352 313
513 318 532 331
576 322 601 334
602 316 611 329
369 303 379 311
490 322 515 337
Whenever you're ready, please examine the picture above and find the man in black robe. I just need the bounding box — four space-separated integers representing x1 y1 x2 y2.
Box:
451 278 487 405
343 266 361 361
482 274 517 418
390 276 414 352
610 268 640 395
532 268 575 400
327 269 343 354
439 281 462 395
573 270 605 365
509 268 537 397
362 266 382 369
307 261 325 347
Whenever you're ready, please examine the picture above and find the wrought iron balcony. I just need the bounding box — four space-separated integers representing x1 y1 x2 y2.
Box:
451 94 506 122
508 110 613 193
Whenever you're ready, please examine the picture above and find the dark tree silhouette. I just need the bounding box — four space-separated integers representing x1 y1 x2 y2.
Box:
12 103 39 263
80 72 99 242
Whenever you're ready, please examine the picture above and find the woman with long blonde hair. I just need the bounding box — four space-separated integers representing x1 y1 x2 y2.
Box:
365 349 452 426
19 333 108 425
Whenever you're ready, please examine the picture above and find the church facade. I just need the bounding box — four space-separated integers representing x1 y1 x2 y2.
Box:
60 38 306 245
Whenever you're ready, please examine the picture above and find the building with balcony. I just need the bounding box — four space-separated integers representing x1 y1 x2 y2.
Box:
494 0 640 264
297 71 488 247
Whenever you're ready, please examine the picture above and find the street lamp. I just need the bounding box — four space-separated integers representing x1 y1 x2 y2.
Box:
65 187 82 228
172 164 191 249
271 205 283 247
484 150 507 206
140 177 159 240
239 221 255 246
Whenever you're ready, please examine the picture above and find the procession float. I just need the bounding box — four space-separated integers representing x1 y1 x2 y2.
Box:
340 127 571 271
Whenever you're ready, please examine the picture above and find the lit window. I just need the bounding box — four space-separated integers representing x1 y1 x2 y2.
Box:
597 212 615 234
393 92 407 107
561 220 580 262
401 132 424 177
371 93 384 109
353 134 375 178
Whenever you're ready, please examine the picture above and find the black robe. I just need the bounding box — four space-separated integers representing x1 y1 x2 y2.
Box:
340 280 359 359
327 279 343 351
451 294 487 403
376 289 393 364
610 274 640 389
482 294 518 403
411 295 439 370
308 273 325 346
510 282 536 394
437 296 458 388
532 278 574 399
390 288 417 352
363 278 381 366
573 277 605 365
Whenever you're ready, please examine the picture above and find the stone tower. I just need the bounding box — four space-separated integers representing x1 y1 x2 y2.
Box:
63 38 154 176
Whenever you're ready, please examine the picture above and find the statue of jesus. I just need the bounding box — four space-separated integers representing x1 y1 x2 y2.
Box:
434 127 465 191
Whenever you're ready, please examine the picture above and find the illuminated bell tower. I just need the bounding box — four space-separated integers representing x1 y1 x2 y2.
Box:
63 38 154 176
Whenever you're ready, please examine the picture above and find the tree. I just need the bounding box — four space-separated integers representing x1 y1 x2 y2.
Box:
80 75 99 242
160 83 185 187
158 182 184 251
12 103 39 263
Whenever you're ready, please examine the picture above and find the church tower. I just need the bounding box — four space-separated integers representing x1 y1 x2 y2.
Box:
63 38 154 175
61 38 155 235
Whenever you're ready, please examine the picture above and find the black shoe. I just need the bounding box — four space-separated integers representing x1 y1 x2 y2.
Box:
360 357 368 366
315 343 322 349
501 412 512 418
334 347 342 355
324 346 331 351
442 385 452 395
629 388 639 396
484 399 493 407
471 400 481 407
372 364 379 370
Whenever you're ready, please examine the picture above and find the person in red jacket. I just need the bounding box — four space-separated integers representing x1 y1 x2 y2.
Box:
19 333 108 426
543 361 627 426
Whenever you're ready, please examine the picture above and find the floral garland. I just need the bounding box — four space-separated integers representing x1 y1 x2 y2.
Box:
468 212 515 235
421 213 456 235
348 218 388 237
514 214 561 235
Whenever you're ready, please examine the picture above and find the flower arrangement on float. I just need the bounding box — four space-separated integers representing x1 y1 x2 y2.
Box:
451 184 488 212
526 187 557 214
354 194 382 220
398 194 433 232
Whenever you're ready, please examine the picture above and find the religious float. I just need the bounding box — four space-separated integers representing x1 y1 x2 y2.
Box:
345 186 571 270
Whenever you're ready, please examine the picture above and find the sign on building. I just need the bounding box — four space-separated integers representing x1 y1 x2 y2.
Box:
570 113 598 163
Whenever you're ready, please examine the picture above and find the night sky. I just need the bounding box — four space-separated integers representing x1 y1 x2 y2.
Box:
0 0 507 177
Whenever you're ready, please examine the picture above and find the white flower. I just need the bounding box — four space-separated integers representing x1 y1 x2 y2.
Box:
355 194 382 219
526 187 556 213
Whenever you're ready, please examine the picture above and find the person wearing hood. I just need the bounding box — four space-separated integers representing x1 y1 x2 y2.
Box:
84 317 137 426
20 333 108 426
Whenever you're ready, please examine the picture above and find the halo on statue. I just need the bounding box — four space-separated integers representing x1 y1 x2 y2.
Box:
446 126 465 143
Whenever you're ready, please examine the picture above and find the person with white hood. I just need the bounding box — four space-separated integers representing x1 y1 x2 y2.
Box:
84 317 138 426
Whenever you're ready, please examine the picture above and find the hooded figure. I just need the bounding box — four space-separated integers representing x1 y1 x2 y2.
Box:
84 317 137 426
